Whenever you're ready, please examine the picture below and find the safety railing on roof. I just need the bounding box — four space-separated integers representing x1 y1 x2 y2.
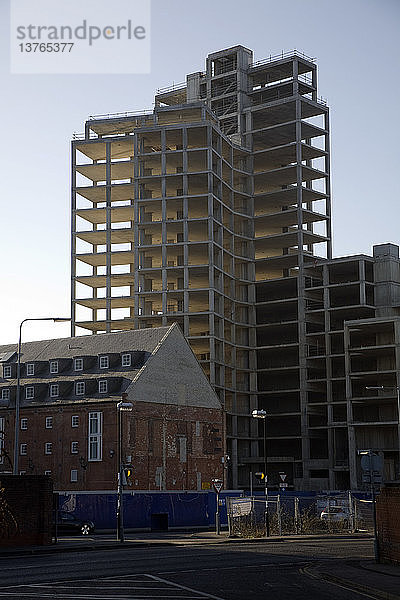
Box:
250 50 315 68
87 109 154 120
156 81 187 95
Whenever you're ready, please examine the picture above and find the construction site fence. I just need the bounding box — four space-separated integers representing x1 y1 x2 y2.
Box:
226 492 374 538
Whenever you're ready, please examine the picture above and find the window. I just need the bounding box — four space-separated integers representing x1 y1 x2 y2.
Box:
45 416 53 429
20 418 27 430
75 381 85 396
98 379 108 394
44 470 51 476
50 384 59 398
0 417 4 464
121 354 131 367
71 415 79 428
3 365 11 378
99 356 109 369
1 389 10 401
88 412 102 461
71 441 78 454
70 469 78 482
49 361 58 374
20 443 27 455
25 386 34 399
74 358 83 371
45 442 52 455
26 363 35 376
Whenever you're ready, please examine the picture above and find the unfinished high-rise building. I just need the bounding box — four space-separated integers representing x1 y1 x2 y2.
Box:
71 46 400 490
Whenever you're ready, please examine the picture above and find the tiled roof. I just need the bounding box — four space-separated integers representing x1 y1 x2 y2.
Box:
0 326 172 363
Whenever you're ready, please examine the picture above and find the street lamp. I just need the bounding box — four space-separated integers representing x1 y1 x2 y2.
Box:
13 317 71 475
366 385 400 479
252 409 269 537
116 399 133 543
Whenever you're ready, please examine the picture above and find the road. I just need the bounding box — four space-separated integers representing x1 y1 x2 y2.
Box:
0 537 375 599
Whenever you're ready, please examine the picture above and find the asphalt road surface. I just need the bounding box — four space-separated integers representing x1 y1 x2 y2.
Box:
0 537 375 599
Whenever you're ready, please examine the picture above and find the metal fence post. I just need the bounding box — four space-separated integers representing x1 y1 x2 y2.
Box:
348 490 355 533
294 496 300 534
277 494 282 536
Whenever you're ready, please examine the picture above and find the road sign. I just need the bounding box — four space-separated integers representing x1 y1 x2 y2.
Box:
279 472 287 482
212 479 223 494
279 482 288 488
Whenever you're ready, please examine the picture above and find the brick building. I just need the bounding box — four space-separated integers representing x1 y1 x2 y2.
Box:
0 324 224 491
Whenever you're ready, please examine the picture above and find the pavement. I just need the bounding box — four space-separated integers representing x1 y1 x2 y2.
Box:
1 531 399 600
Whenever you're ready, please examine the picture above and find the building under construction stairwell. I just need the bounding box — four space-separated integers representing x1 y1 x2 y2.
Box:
71 45 400 491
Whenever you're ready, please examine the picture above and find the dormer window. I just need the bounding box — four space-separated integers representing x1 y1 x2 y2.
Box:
99 356 109 369
49 361 59 374
75 381 85 396
50 384 59 398
25 386 34 400
122 354 131 367
74 358 83 371
3 365 11 378
26 363 35 376
98 380 108 394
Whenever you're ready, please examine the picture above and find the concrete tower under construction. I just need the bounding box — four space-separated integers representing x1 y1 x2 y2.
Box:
72 46 358 490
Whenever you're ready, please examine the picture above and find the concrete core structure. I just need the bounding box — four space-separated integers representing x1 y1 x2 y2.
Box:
70 45 399 490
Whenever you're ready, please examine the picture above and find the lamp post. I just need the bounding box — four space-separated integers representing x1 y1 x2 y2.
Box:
13 317 70 475
252 409 269 537
366 385 400 479
116 399 133 543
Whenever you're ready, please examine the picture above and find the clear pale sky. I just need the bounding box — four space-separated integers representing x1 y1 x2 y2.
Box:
0 0 399 344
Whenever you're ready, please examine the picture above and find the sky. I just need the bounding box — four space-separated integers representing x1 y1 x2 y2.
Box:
0 0 399 344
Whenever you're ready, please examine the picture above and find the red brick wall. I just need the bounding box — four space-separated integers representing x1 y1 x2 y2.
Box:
0 401 223 492
376 485 400 565
0 475 53 547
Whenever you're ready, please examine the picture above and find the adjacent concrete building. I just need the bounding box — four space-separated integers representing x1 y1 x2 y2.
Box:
0 324 224 491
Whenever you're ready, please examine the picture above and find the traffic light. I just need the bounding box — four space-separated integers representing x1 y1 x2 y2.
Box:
254 472 265 482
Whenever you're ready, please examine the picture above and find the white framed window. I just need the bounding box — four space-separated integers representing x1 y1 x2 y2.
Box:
99 356 109 369
20 418 28 430
74 357 83 371
98 379 108 394
45 416 53 429
1 389 10 401
44 470 51 476
49 360 58 374
3 365 11 378
71 415 79 428
26 363 35 376
71 441 78 454
88 411 102 461
20 443 27 455
50 384 59 398
25 386 34 399
121 353 131 367
70 469 78 482
45 442 52 455
0 417 5 464
75 381 85 396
